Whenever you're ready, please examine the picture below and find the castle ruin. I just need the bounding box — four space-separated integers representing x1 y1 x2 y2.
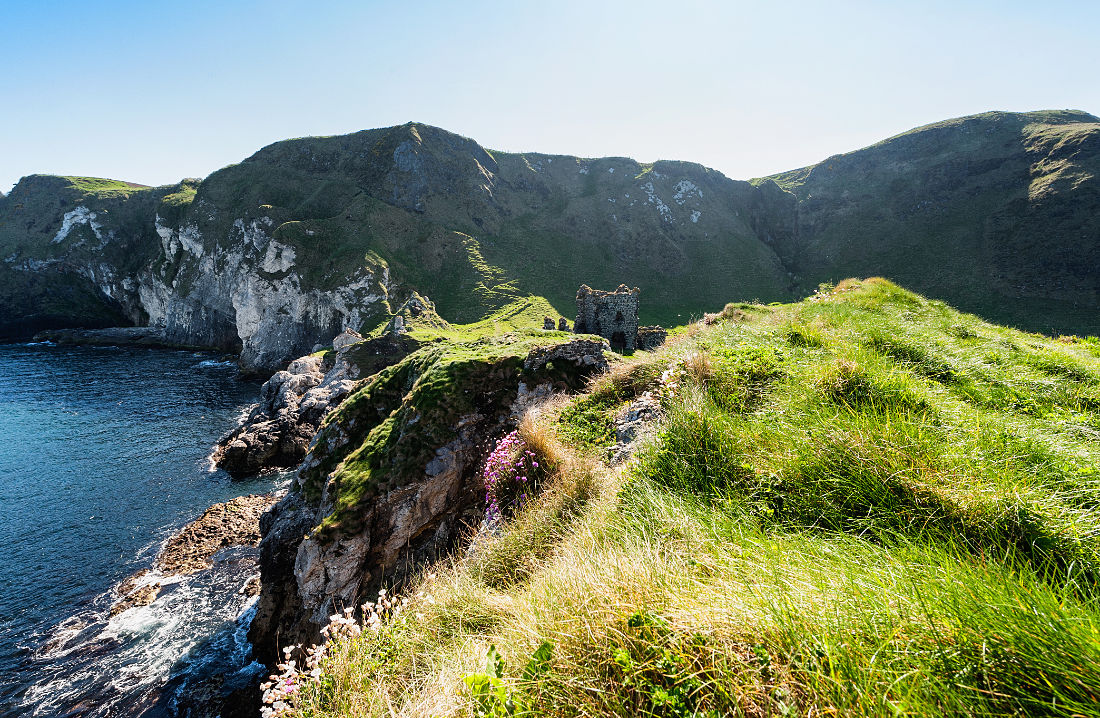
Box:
574 284 667 352
574 284 641 351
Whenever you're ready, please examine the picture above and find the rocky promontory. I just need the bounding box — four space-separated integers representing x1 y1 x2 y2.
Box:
247 332 610 664
211 329 421 478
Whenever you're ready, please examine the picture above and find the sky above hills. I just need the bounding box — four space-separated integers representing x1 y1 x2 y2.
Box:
2 0 1097 194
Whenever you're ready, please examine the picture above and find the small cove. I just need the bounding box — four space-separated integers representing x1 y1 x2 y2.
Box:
0 343 280 717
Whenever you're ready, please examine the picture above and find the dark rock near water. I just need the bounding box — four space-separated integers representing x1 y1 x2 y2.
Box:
247 492 318 666
32 326 204 350
211 329 419 478
110 494 277 616
157 494 276 574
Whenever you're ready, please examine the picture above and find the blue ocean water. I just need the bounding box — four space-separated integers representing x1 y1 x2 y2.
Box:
0 343 280 717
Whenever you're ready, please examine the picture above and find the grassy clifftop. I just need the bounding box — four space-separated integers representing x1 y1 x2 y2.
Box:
277 278 1100 717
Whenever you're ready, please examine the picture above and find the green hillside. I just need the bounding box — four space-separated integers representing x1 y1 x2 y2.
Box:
189 123 790 326
2 110 1099 358
762 110 1100 336
271 279 1100 717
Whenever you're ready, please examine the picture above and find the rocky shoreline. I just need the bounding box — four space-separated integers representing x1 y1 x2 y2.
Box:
32 326 207 351
63 319 613 714
111 493 279 616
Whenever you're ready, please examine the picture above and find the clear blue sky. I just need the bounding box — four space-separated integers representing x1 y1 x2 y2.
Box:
2 0 1097 194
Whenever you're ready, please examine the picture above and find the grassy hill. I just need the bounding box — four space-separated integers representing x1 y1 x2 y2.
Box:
2 110 1099 353
189 122 790 327
761 109 1100 336
269 279 1100 717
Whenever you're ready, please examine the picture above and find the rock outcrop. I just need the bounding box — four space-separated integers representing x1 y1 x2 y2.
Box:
212 329 420 477
111 493 278 616
248 334 610 664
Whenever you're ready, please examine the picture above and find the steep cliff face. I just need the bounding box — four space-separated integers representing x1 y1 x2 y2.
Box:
247 331 609 664
3 110 1099 372
0 175 163 337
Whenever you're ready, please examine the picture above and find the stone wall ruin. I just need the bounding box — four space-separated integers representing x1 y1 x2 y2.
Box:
574 284 641 352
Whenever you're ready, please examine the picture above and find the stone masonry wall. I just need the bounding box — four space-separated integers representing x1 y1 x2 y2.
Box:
575 284 640 352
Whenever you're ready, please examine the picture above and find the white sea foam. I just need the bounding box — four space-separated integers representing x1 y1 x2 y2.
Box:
19 548 264 716
193 358 236 369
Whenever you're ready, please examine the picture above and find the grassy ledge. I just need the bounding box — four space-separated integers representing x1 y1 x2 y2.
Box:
275 278 1100 717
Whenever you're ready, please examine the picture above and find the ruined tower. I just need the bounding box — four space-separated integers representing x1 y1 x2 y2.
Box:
574 284 640 352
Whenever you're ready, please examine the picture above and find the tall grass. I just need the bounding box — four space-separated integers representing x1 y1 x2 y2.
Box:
284 279 1100 717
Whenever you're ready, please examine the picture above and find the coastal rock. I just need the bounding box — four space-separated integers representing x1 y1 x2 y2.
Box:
110 571 163 616
157 494 277 574
293 425 481 628
246 492 319 664
32 326 202 350
248 336 610 664
211 332 419 478
110 494 277 616
211 358 328 478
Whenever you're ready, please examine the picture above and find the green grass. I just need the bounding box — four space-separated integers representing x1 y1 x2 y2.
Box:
386 296 567 344
275 278 1100 717
61 175 150 196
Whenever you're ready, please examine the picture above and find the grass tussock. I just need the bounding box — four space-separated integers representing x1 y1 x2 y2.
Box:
281 278 1100 718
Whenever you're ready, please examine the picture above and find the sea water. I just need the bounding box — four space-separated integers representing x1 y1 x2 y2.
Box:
0 343 282 717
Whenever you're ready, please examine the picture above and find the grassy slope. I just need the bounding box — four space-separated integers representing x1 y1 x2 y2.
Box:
283 278 1100 717
763 110 1100 336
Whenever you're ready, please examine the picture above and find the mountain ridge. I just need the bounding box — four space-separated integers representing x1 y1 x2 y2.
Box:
1 108 1097 371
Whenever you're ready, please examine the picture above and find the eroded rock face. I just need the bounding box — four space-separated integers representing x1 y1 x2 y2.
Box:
211 330 419 478
611 394 661 464
248 336 610 664
293 417 485 628
212 356 332 478
141 216 390 375
247 492 319 664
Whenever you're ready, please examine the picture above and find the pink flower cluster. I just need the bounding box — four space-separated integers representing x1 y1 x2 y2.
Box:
481 430 539 523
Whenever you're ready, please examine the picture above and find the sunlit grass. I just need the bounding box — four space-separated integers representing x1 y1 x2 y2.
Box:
282 278 1100 717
